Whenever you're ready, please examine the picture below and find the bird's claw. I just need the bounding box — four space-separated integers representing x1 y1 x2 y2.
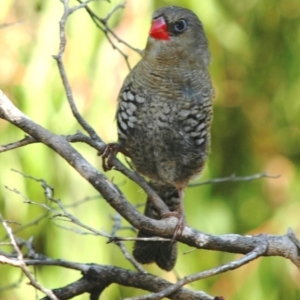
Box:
100 143 130 171
161 211 186 244
100 143 121 171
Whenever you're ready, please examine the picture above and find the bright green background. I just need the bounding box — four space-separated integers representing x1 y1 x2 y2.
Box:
1 0 300 299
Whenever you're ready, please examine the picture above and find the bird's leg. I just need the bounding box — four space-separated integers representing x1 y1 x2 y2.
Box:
161 187 186 244
99 143 130 171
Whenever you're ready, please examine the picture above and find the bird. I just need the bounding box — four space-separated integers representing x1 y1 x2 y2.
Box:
102 6 213 271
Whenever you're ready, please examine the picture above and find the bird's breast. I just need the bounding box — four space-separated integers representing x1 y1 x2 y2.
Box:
116 60 213 185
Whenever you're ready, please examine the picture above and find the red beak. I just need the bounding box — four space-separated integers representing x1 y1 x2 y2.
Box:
149 16 169 40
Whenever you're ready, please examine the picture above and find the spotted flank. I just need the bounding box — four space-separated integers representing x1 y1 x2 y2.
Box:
117 87 142 138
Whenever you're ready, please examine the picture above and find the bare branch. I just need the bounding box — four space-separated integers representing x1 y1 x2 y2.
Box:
69 0 98 15
0 127 168 219
4 186 58 213
3 174 170 244
124 245 266 300
11 169 55 198
78 0 143 70
100 4 143 54
110 213 147 273
0 135 37 152
102 3 125 22
189 172 280 187
0 212 49 240
5 182 110 238
52 1 102 141
64 195 102 208
2 238 214 299
0 215 59 300
24 257 214 300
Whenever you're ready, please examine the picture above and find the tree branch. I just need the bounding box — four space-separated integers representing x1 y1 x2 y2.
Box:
0 135 37 152
189 172 280 187
124 245 266 300
52 0 102 141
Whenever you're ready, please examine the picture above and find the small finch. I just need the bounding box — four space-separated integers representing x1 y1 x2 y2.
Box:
103 6 213 271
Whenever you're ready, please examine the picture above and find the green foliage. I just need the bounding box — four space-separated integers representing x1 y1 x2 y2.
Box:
1 0 300 299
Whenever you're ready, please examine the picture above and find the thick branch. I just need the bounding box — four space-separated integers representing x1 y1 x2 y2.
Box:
23 260 213 300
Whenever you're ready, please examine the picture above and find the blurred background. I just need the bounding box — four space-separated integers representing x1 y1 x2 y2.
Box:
1 0 300 299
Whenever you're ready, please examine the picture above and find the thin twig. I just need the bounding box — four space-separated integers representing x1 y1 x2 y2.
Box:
101 4 143 54
53 223 100 236
78 0 143 70
5 169 169 244
1 129 168 217
0 212 49 241
4 182 168 245
0 215 59 300
124 245 267 300
0 135 37 152
116 240 147 273
4 186 58 213
11 169 55 199
4 182 109 238
69 0 97 15
64 195 102 208
189 172 280 187
110 213 147 273
53 0 102 141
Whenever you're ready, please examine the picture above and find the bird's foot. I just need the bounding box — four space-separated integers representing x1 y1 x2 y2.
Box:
161 211 186 244
99 143 129 171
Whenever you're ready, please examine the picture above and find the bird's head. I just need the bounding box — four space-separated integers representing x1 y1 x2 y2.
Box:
144 6 210 66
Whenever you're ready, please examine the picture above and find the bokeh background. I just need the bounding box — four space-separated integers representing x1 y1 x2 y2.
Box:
1 0 300 299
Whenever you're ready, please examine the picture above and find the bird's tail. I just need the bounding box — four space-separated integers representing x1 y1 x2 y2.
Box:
133 183 180 271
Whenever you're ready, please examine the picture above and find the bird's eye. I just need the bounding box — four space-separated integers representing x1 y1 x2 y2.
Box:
173 19 188 33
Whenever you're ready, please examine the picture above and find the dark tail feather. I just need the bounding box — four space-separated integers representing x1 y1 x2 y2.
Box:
133 183 179 271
